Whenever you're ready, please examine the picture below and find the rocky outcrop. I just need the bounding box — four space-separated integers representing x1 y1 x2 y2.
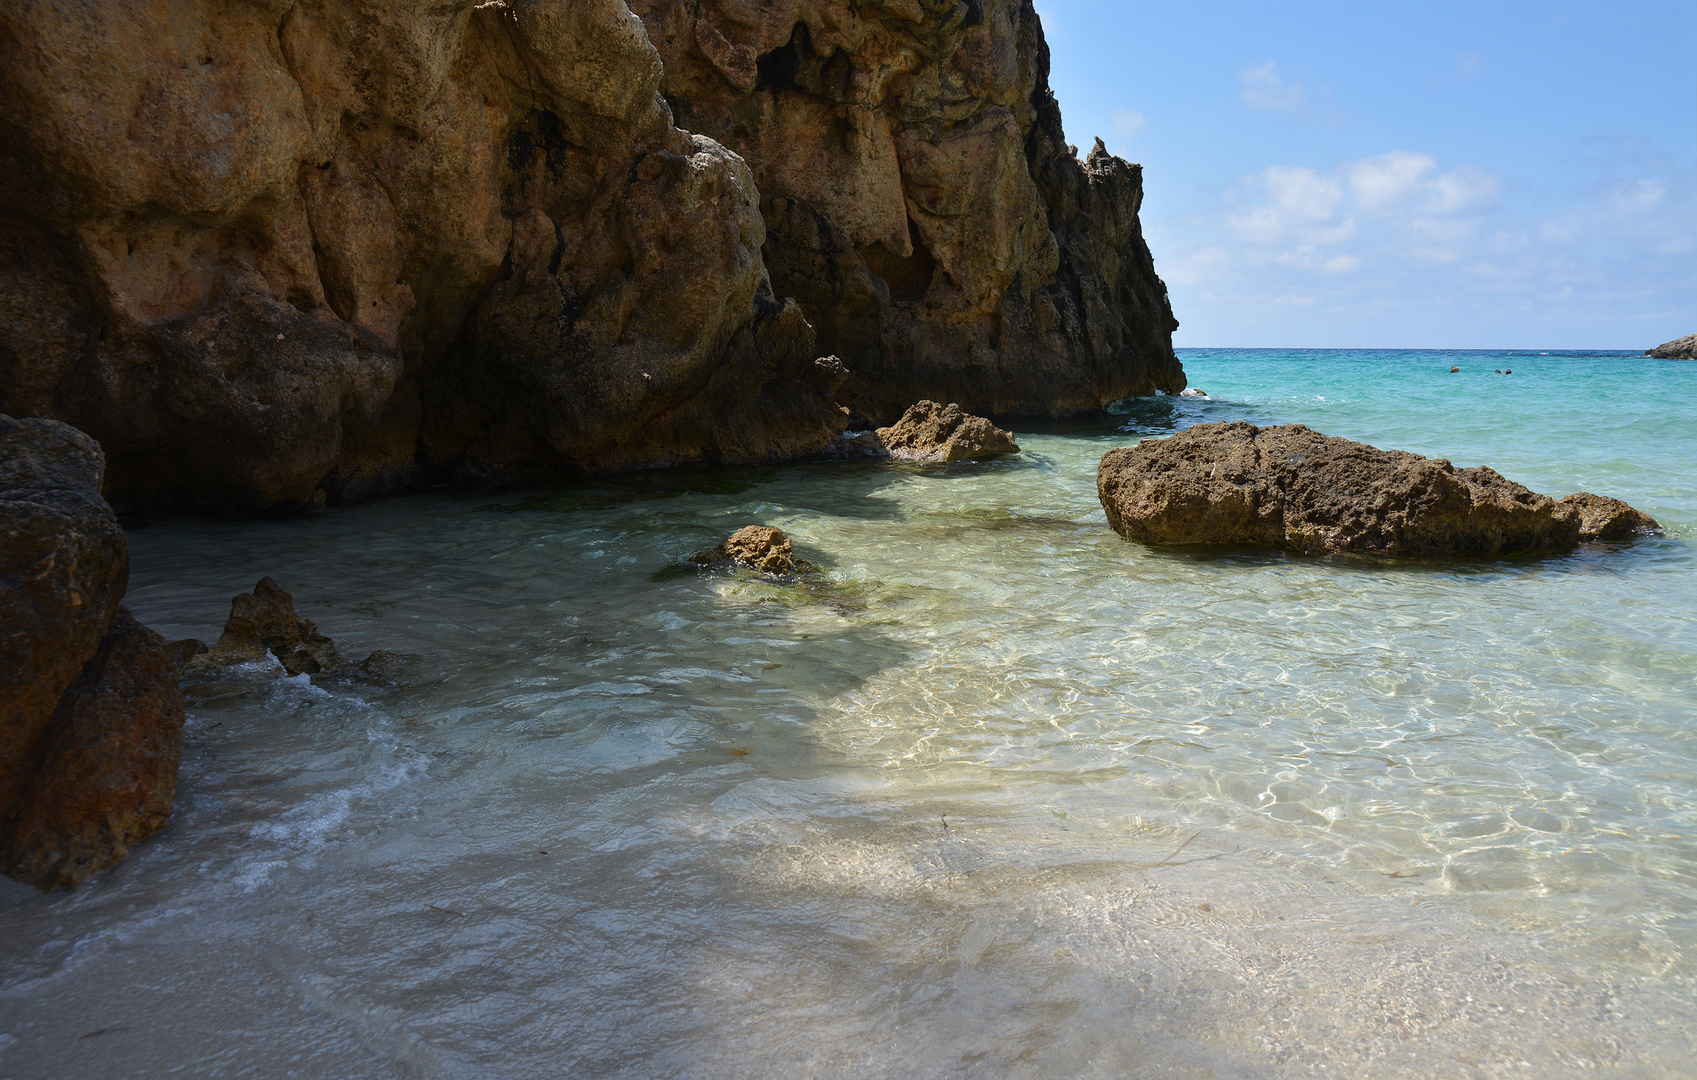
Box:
189 577 344 677
593 1 1183 423
1647 334 1697 360
0 0 849 512
1 415 184 890
874 400 1019 463
692 525 801 574
1097 422 1661 557
0 0 1178 512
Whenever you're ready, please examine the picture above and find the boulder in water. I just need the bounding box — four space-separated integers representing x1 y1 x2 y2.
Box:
692 526 800 575
1097 421 1658 557
874 402 1020 464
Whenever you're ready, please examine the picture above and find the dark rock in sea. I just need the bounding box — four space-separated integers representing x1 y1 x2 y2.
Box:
191 578 344 677
1558 493 1663 542
1097 421 1658 557
875 402 1021 464
1 414 184 890
1646 334 1697 360
1 610 185 891
692 526 801 575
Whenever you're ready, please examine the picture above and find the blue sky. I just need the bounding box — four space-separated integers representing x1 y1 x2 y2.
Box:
1036 1 1695 348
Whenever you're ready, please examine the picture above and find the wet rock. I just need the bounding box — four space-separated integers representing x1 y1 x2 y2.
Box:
692 526 799 574
1180 388 1208 398
1646 334 1696 360
0 0 846 512
1558 493 1663 542
191 578 344 677
1095 421 1657 557
820 431 889 461
354 650 418 686
164 638 209 676
1 414 183 890
631 2 1186 421
0 416 130 807
1 611 184 891
875 402 1020 464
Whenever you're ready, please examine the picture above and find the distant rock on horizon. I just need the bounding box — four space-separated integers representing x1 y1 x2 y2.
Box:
1646 334 1697 359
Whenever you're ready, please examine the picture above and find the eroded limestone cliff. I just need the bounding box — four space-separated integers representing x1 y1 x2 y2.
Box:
633 0 1184 422
0 0 1179 511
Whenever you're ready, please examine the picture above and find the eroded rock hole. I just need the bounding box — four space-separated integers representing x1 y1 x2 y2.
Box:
756 23 808 93
859 220 936 303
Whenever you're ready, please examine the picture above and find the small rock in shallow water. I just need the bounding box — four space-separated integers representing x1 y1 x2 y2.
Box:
1180 388 1208 398
874 401 1019 463
353 650 418 686
189 577 343 677
692 526 800 575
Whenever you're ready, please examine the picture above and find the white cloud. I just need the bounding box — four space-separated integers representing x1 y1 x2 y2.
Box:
1238 61 1346 127
1454 51 1484 81
1239 61 1305 113
1112 109 1146 136
1345 152 1438 210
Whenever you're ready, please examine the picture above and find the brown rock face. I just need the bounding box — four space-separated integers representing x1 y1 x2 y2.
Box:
0 415 184 890
1558 493 1662 542
0 416 130 824
876 401 1019 463
193 577 344 677
1 611 185 891
1646 334 1697 360
0 0 848 511
628 1 1187 422
692 525 798 574
1096 422 1656 557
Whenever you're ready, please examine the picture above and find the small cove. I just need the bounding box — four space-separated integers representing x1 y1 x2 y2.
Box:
3 349 1694 1077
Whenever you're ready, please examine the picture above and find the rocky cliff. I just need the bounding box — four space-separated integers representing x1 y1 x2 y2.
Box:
0 0 1179 512
632 0 1185 422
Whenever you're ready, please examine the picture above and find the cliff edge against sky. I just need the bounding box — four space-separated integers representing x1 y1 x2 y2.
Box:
0 0 1182 512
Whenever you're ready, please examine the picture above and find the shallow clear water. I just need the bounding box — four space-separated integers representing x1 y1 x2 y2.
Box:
3 349 1694 1078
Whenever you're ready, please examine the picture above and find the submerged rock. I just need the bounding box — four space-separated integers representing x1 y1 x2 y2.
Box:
191 577 344 677
1097 421 1659 557
1646 334 1697 360
875 402 1020 464
692 526 801 575
1 414 184 890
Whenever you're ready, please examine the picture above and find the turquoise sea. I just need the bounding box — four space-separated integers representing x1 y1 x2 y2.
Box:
2 349 1693 1077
